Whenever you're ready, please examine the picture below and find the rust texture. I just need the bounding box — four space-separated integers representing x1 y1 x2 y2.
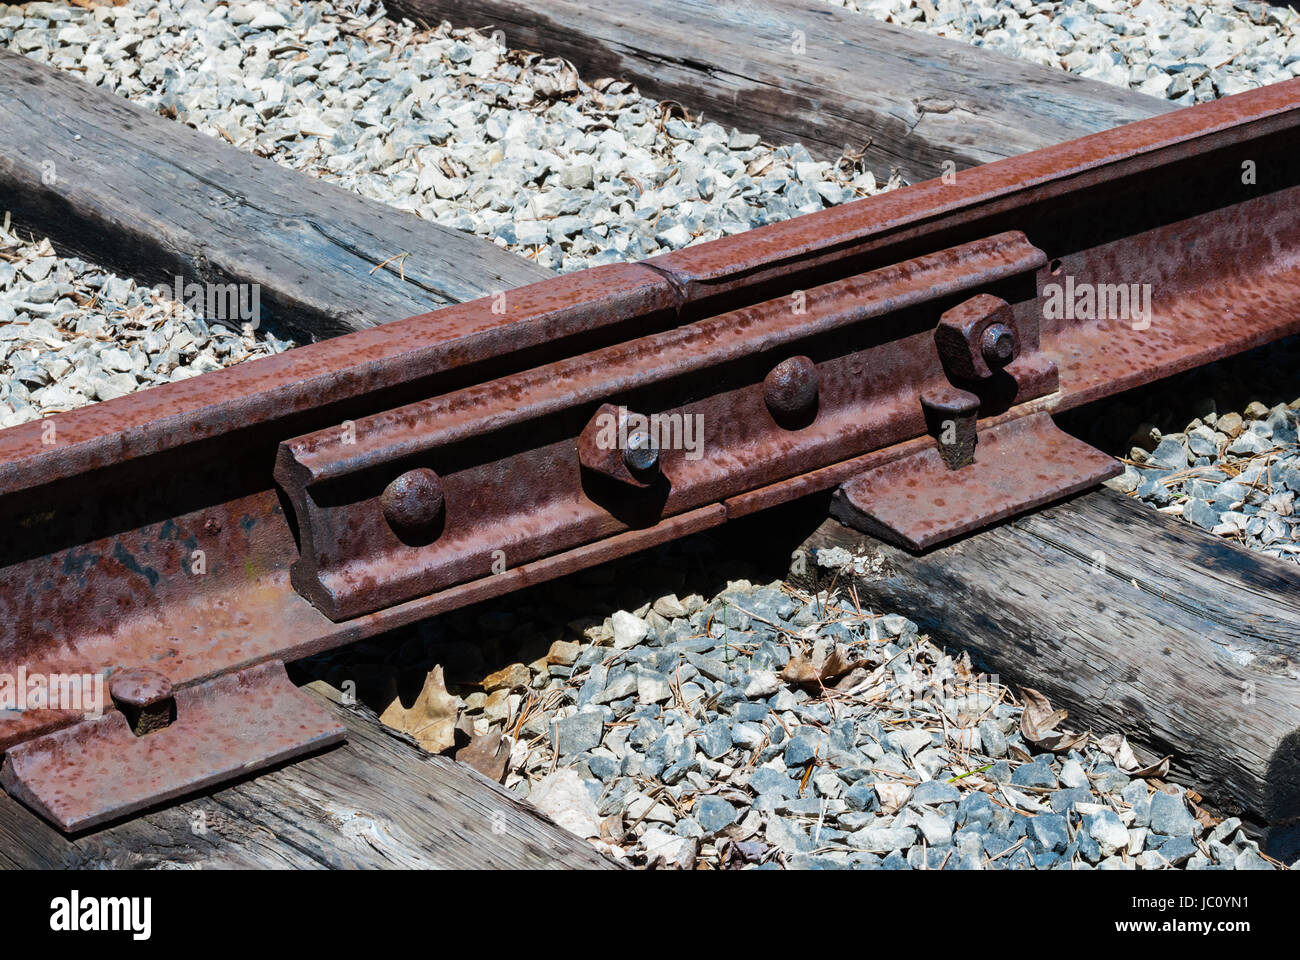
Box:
0 662 344 831
273 232 1046 620
831 413 1122 550
0 81 1296 827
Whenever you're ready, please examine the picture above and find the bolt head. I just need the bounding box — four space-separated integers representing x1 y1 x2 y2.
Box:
381 468 445 536
110 668 173 709
622 431 659 475
764 355 819 419
936 294 1018 380
980 323 1016 368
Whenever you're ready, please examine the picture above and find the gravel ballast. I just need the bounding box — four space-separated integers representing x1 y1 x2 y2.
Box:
304 545 1284 870
1110 398 1300 562
0 0 894 428
0 226 293 429
829 0 1300 101
1062 341 1300 564
2 0 897 274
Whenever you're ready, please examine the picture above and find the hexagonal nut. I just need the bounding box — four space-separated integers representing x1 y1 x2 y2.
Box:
577 403 659 488
934 293 1019 381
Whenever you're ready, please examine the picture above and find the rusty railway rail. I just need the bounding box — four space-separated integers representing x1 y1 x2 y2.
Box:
1 79 1297 831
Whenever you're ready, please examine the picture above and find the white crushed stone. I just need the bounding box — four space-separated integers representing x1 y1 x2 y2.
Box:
1 0 899 274
1110 398 1300 562
0 226 292 429
828 0 1300 101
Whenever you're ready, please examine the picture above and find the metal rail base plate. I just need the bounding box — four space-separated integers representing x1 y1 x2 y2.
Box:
0 661 345 832
831 413 1122 551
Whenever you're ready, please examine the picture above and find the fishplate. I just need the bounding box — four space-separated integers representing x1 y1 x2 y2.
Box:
275 230 1113 621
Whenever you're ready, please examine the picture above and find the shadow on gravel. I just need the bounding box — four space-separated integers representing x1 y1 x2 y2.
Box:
1057 335 1300 455
289 493 830 715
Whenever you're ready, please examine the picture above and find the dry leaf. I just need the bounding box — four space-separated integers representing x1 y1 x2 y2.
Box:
781 656 820 687
1007 741 1033 762
1190 799 1219 831
454 727 510 783
832 666 870 690
781 647 854 688
1096 732 1171 779
953 650 974 681
379 665 461 753
1018 687 1090 753
531 57 580 98
599 811 624 844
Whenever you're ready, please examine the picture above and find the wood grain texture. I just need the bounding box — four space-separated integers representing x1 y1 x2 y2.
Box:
0 52 552 342
0 684 618 869
795 488 1300 830
389 0 1173 177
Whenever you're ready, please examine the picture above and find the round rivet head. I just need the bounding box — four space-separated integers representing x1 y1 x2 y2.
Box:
622 430 659 475
382 468 445 536
764 355 819 419
980 323 1016 369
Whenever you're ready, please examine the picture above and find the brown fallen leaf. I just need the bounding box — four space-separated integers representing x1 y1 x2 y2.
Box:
832 666 871 691
599 811 625 845
379 665 461 754
1007 742 1033 763
1189 797 1219 830
454 727 510 783
781 648 854 688
531 57 581 99
953 650 974 681
1018 687 1089 753
1096 732 1171 780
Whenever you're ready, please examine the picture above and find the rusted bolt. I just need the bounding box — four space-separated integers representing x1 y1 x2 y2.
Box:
764 355 819 420
921 386 980 470
381 468 445 536
578 403 661 488
935 294 1020 381
110 667 175 736
980 323 1016 368
623 429 659 476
